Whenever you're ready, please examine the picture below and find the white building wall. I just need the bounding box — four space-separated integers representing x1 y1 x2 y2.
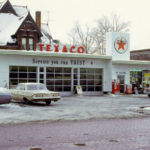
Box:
0 54 108 94
106 32 130 61
103 60 112 92
0 55 10 88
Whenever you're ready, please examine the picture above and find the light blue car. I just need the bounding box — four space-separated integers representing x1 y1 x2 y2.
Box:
0 88 13 104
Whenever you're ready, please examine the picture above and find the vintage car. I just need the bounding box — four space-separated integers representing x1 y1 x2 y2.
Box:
10 83 61 105
0 87 13 104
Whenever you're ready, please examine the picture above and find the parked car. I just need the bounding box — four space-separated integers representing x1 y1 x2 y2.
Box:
0 87 13 104
10 83 61 105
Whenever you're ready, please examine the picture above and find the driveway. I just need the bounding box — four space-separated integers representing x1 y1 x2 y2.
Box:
0 94 150 124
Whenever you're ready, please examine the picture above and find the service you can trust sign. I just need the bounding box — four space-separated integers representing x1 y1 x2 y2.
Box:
36 43 85 54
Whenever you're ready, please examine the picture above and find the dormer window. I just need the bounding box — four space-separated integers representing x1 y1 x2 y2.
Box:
21 38 34 50
29 38 33 50
22 38 26 50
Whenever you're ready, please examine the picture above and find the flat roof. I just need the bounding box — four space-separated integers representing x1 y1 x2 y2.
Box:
112 60 150 65
0 50 112 59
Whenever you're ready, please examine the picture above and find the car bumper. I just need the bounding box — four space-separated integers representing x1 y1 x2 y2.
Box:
32 97 61 101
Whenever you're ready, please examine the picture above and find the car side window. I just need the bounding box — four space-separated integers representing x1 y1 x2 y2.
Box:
16 85 25 90
16 85 21 90
20 85 25 90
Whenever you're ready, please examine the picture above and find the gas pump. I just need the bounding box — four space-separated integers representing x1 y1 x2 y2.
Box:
112 79 120 94
126 84 132 94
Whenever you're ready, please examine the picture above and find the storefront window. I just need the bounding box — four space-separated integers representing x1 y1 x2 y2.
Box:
28 73 36 78
64 68 71 73
80 68 103 92
55 74 62 79
64 86 71 91
74 80 77 85
80 68 87 73
28 67 36 72
55 68 62 73
95 69 102 74
64 80 71 85
46 67 71 92
88 80 94 85
55 80 62 85
46 80 54 85
9 66 18 72
19 66 27 72
46 67 54 73
88 68 94 73
47 86 54 91
80 80 87 85
9 73 18 78
74 68 77 73
9 66 37 89
19 79 27 83
55 86 62 91
64 74 71 79
19 73 27 78
46 74 54 79
80 74 86 79
88 86 94 91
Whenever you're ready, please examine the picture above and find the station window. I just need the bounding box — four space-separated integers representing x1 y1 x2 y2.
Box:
80 68 102 91
9 66 37 89
46 67 71 92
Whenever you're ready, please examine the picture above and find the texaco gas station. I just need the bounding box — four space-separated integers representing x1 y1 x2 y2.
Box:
0 32 150 96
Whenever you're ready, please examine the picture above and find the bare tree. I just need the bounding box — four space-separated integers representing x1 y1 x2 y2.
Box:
67 13 131 55
68 22 96 54
93 13 131 54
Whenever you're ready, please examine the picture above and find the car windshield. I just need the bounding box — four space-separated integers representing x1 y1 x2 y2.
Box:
27 84 47 90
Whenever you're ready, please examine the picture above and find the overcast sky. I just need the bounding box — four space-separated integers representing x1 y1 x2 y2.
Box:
1 0 150 50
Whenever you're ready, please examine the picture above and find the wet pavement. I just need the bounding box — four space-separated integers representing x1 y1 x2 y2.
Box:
0 94 150 149
0 94 150 124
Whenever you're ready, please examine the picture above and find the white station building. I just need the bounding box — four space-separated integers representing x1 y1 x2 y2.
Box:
0 32 150 96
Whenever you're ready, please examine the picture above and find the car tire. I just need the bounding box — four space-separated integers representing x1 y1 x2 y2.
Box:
45 100 51 105
148 94 150 97
24 98 32 104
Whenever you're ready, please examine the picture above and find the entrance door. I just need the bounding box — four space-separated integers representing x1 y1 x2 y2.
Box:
118 75 125 93
39 67 45 84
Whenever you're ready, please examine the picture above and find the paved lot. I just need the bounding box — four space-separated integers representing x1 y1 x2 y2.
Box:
0 118 150 150
0 94 150 124
1 94 150 150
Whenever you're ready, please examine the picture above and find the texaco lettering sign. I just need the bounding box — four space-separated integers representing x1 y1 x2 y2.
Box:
114 37 128 54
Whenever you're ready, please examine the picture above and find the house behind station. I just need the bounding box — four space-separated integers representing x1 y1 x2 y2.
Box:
0 0 57 51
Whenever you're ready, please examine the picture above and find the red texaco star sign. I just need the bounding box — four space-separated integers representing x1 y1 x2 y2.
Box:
116 39 126 50
114 37 128 54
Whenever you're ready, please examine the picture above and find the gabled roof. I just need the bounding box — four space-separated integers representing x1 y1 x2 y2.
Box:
15 12 42 37
0 12 28 45
0 0 17 16
12 5 28 16
0 0 7 10
41 23 52 43
0 0 55 46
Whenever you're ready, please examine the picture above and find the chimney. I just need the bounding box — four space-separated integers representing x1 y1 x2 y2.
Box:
36 11 41 31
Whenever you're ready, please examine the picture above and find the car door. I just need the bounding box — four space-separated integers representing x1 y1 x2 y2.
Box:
17 85 25 101
12 85 20 100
